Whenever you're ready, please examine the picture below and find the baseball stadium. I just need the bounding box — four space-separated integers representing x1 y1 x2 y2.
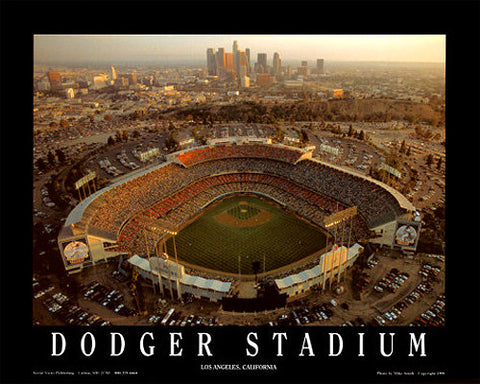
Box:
58 138 419 310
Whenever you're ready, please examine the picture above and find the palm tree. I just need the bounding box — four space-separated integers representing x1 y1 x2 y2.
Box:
426 154 434 168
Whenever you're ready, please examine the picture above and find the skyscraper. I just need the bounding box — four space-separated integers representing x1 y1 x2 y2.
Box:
301 60 308 67
273 52 281 76
206 48 217 76
239 65 247 78
239 51 247 68
225 52 234 72
317 59 325 74
232 40 239 74
297 66 309 77
257 53 267 73
216 48 225 75
245 48 251 73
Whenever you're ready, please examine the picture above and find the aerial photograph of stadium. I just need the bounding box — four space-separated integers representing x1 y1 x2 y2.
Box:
33 35 446 327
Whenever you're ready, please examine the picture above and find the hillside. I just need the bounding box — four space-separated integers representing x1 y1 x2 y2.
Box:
163 99 444 126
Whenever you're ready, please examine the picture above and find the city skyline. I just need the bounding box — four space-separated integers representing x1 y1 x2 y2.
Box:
34 35 446 65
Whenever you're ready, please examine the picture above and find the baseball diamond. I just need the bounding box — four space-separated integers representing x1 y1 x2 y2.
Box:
164 194 329 274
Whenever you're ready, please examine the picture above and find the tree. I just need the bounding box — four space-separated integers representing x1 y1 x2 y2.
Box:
107 136 115 146
122 130 129 142
399 140 406 154
425 154 434 168
132 108 146 119
300 129 309 144
406 146 411 157
47 151 56 166
115 130 122 142
436 156 443 170
104 114 113 121
273 126 284 143
165 132 179 151
55 149 66 164
132 129 140 138
358 130 365 141
348 125 354 137
59 119 69 128
36 157 47 172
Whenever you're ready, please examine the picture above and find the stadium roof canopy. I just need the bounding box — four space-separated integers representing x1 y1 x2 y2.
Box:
129 254 151 271
128 255 231 293
274 243 364 290
181 274 231 293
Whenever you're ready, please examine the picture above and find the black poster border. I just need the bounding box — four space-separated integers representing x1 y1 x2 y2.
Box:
1 1 479 383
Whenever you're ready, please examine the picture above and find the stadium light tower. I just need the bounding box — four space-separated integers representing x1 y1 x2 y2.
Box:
238 255 241 283
154 238 165 297
142 227 157 294
139 216 182 302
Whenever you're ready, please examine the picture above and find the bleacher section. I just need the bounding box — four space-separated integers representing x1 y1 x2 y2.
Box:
176 144 302 167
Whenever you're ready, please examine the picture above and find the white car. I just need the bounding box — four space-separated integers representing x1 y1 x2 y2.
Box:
114 304 124 313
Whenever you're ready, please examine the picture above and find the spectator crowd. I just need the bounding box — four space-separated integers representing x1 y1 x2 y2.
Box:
77 144 406 258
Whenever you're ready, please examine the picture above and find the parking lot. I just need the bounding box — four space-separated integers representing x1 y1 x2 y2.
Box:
33 276 111 326
33 248 445 327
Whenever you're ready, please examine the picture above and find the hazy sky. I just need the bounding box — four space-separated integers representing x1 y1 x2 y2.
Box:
34 35 446 64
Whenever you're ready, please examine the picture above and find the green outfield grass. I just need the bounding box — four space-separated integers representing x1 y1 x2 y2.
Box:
165 195 328 274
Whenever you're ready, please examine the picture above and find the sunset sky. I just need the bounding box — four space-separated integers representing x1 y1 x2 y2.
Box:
34 35 446 64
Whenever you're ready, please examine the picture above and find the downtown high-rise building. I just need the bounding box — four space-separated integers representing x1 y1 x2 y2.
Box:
257 53 267 73
205 40 284 82
272 52 281 76
245 48 251 73
232 40 240 74
239 51 248 69
317 58 325 74
224 52 234 72
216 48 225 75
298 60 309 77
206 48 217 75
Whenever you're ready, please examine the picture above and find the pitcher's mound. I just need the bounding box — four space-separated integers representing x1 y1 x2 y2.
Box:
214 202 274 228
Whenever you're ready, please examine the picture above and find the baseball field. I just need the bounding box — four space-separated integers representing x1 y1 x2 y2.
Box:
165 194 328 275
